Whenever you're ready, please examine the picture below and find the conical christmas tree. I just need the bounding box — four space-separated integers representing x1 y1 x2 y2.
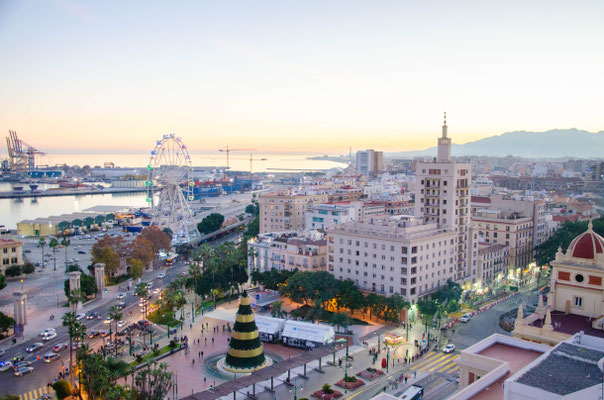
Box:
224 290 267 372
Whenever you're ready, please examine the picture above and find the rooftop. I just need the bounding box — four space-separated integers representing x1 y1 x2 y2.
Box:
516 342 604 395
530 311 604 338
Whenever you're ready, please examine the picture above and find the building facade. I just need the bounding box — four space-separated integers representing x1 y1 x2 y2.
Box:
356 149 384 175
476 243 510 289
259 190 329 233
414 115 475 282
326 215 456 302
248 232 327 274
1 237 23 271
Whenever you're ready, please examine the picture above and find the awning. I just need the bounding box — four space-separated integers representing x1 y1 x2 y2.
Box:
281 321 335 344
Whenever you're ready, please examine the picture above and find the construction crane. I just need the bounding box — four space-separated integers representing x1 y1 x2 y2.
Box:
218 146 256 169
6 130 45 175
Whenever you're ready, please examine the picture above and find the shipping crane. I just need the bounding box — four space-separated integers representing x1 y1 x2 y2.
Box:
6 130 45 175
218 146 256 169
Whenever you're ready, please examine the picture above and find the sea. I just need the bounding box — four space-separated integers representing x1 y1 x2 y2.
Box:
0 153 347 230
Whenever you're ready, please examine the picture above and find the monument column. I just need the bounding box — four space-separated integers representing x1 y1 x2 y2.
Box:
68 271 82 311
94 263 106 298
13 291 27 337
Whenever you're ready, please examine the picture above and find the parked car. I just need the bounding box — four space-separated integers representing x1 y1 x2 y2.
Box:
42 332 57 341
99 330 110 338
104 317 112 325
460 314 472 323
52 343 68 352
443 344 456 353
14 366 34 376
26 342 44 353
118 320 126 328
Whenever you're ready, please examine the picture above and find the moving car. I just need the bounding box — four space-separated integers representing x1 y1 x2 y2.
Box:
117 293 126 299
87 330 99 339
40 328 56 336
75 313 86 321
14 366 34 376
117 302 126 309
99 330 110 338
86 312 99 320
26 342 44 353
43 352 60 363
146 282 154 288
0 361 13 372
153 288 160 294
104 317 112 325
42 332 57 341
460 314 472 323
78 250 87 254
118 320 126 328
52 343 68 352
443 344 456 353
15 361 32 369
157 272 166 279
12 355 25 363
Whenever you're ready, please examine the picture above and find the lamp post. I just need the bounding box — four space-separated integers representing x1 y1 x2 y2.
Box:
289 376 303 400
386 346 390 373
336 338 350 393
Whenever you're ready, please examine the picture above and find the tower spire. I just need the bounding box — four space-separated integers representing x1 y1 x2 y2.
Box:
442 111 448 138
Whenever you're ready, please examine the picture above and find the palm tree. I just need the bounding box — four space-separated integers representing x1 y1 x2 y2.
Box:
330 312 351 334
63 312 86 387
68 288 83 312
135 282 149 320
109 304 122 347
271 300 287 319
49 238 59 270
61 237 71 268
38 237 46 268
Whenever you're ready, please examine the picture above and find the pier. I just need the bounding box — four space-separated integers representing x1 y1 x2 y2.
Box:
0 186 148 199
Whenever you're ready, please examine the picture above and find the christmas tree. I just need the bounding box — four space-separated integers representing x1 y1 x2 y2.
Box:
224 290 267 371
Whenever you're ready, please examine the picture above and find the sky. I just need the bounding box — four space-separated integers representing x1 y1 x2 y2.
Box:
0 0 603 155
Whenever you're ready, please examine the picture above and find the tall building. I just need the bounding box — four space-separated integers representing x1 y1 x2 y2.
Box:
259 190 328 233
356 149 383 175
414 114 475 282
326 215 456 301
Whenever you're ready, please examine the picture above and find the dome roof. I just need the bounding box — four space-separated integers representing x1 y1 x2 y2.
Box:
567 221 604 260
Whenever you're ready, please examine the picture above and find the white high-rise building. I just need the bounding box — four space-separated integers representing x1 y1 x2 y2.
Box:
414 114 476 283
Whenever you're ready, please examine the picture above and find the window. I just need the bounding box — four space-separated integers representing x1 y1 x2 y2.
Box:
575 274 584 283
574 296 583 308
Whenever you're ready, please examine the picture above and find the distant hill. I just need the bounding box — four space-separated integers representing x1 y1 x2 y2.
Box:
390 129 604 159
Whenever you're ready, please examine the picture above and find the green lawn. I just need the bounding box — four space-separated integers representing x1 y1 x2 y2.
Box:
147 306 180 327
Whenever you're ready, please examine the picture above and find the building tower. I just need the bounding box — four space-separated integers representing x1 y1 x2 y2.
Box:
415 113 475 284
224 291 268 372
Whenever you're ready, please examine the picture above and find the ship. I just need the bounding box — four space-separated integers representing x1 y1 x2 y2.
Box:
185 179 225 200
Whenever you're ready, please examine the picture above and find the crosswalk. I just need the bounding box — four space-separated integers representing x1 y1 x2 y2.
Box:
410 351 459 374
18 386 54 400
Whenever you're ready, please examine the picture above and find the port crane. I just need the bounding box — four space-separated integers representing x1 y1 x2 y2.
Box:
5 130 45 174
218 146 256 169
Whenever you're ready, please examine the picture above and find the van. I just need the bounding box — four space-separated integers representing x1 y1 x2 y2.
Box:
43 352 60 363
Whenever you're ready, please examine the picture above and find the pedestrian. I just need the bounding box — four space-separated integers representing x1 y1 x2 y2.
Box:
201 351 204 358
414 371 417 379
205 338 207 345
212 337 214 345
405 376 408 384
190 323 193 329
192 359 195 366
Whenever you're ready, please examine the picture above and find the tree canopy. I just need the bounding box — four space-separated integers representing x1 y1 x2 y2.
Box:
197 213 225 234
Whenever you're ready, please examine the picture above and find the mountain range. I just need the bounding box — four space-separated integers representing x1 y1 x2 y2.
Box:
390 129 604 159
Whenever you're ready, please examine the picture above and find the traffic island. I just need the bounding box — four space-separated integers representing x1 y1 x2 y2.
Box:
357 367 385 381
312 384 342 399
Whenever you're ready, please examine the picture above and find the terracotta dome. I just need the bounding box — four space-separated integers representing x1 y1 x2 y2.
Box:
567 221 604 260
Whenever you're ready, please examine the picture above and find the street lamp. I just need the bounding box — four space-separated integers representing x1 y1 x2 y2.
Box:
336 338 350 393
289 376 303 400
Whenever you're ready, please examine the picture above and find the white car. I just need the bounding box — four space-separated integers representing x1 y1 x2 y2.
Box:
153 288 160 295
42 332 57 341
26 342 44 353
104 317 112 325
460 314 472 323
75 313 86 321
0 361 13 372
118 320 126 328
157 272 166 279
40 328 56 337
117 293 126 299
443 344 456 353
146 282 154 288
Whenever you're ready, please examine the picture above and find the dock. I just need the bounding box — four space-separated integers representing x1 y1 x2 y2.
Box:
0 186 148 199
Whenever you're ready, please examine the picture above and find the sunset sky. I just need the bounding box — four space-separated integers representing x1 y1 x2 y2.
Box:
0 0 602 155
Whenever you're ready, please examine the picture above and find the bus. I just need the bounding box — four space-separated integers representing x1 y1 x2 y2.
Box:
400 385 423 400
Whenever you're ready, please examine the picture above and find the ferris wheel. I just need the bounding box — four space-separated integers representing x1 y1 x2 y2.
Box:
146 134 199 243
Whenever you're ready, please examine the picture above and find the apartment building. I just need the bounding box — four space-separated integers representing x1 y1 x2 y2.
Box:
476 243 510 288
472 209 533 270
259 190 328 233
356 149 384 175
1 237 23 271
415 115 475 282
247 232 327 274
326 215 456 302
305 201 386 231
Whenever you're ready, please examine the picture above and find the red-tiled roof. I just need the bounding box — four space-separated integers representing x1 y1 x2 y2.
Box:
471 196 491 204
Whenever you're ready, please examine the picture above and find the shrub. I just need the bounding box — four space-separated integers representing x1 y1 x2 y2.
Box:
4 265 21 278
322 384 333 394
22 263 35 275
53 380 72 399
0 395 20 400
344 376 356 383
